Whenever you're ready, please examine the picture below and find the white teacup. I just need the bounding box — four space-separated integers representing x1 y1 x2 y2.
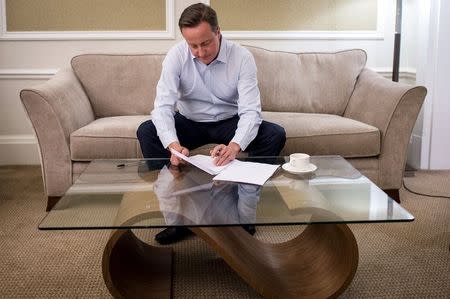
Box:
289 153 310 170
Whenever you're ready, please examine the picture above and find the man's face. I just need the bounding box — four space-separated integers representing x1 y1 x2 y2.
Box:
181 21 221 65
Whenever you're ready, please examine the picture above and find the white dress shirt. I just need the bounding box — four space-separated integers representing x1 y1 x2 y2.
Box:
151 37 262 151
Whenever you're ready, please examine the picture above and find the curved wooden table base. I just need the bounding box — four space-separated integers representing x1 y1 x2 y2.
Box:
102 229 173 299
102 224 358 299
192 224 358 299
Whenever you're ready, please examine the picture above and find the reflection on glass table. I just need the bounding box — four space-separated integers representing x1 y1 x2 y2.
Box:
39 156 413 230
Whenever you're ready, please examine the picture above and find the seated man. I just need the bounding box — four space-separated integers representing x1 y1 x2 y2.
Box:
137 3 286 244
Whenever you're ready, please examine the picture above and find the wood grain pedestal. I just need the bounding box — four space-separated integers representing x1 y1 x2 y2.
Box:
102 223 358 299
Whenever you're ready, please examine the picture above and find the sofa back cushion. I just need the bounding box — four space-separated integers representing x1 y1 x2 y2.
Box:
246 47 366 115
71 54 164 118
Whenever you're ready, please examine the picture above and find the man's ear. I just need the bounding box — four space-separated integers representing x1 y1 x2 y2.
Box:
216 26 221 36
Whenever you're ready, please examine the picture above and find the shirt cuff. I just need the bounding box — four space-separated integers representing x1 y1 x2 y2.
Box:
159 132 179 149
231 136 249 152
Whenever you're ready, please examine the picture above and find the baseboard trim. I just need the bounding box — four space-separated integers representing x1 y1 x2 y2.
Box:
0 135 40 165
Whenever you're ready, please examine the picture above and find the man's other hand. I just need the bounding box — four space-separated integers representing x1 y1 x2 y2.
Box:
210 142 241 166
168 142 189 166
168 164 184 179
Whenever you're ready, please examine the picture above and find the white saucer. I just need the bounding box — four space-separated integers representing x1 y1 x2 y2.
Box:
282 162 317 174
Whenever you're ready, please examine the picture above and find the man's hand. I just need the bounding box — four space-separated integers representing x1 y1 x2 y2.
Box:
210 142 241 166
168 142 189 166
168 164 184 179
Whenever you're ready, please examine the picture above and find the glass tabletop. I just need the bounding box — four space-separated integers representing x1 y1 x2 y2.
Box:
39 156 414 230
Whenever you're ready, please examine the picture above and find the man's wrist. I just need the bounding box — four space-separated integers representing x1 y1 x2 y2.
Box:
229 142 241 154
167 141 181 151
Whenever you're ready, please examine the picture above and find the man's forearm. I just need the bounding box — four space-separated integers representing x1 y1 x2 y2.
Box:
151 108 178 148
231 113 262 151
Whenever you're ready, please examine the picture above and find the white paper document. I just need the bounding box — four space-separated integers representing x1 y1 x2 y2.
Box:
169 148 279 185
212 160 280 185
170 148 230 175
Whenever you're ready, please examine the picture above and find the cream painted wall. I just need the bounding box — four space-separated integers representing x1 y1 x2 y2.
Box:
6 0 166 31
212 0 377 31
0 0 422 165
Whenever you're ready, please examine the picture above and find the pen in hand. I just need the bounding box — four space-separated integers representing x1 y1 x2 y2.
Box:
210 149 221 164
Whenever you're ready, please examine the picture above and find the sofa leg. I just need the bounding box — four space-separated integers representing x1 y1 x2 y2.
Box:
384 189 400 203
46 196 62 211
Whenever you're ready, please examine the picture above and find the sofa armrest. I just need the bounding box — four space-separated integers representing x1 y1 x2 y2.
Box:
344 68 427 189
20 68 95 197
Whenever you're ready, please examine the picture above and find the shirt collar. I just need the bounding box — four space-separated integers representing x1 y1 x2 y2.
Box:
215 36 227 64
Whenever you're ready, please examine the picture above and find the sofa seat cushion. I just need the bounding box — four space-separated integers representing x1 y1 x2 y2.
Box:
70 115 150 160
262 111 380 158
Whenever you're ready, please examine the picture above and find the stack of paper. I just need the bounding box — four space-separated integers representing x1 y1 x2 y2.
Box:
170 148 279 186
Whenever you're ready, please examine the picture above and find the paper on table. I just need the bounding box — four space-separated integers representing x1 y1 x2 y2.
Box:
213 160 280 185
169 148 280 185
170 148 231 175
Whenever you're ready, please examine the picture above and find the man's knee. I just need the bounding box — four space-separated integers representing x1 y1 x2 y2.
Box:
137 120 157 142
272 123 286 144
262 122 286 144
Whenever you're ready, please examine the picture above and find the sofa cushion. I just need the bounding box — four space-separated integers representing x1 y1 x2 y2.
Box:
70 115 150 160
247 47 367 116
262 112 380 158
71 54 165 118
71 113 379 161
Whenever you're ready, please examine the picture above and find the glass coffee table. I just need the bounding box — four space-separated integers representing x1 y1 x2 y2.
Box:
39 156 414 298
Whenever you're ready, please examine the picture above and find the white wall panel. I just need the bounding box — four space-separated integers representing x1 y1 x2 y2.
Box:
427 0 450 169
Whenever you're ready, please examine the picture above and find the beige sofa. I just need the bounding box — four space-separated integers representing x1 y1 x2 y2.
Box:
20 47 426 210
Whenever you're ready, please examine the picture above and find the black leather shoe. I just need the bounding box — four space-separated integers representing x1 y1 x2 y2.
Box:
155 227 192 245
242 225 256 235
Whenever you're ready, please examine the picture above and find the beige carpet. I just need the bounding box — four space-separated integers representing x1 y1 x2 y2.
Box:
404 170 450 198
0 166 449 298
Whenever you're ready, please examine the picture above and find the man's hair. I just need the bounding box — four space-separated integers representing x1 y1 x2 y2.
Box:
178 3 219 32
